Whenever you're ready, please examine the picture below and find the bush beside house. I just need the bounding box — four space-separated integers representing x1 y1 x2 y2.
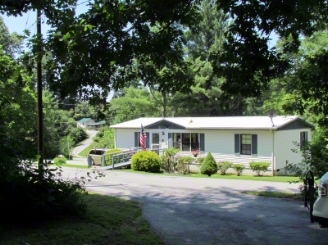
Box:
200 152 218 177
249 161 270 176
217 161 233 175
161 147 179 173
176 156 194 174
232 164 245 176
132 151 161 173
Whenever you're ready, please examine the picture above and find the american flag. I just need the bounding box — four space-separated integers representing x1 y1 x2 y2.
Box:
140 124 147 150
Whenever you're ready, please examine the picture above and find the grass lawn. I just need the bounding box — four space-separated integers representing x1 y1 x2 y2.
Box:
78 141 98 157
189 173 300 183
0 193 162 245
52 163 89 169
118 169 301 183
242 190 303 200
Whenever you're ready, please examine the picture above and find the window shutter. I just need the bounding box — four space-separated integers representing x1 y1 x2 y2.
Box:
305 131 308 142
146 132 150 148
134 132 139 147
168 133 172 148
234 134 240 154
252 134 258 155
200 133 205 152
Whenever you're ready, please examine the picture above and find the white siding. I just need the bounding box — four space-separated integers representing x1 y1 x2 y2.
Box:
115 129 136 149
177 129 273 170
274 129 312 174
203 129 272 157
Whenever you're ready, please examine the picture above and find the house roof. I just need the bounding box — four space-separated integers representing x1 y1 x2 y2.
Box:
78 118 92 123
88 120 106 126
110 116 313 130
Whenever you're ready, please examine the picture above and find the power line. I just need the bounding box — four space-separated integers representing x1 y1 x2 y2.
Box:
25 10 31 30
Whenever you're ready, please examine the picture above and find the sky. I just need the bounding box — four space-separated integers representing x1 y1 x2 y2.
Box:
1 2 89 36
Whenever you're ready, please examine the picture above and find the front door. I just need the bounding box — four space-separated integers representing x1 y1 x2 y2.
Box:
151 132 160 149
151 130 168 149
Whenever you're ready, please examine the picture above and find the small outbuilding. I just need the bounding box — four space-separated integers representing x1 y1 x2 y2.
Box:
77 118 106 129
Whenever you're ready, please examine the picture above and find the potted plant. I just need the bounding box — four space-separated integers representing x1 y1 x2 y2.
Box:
192 149 199 157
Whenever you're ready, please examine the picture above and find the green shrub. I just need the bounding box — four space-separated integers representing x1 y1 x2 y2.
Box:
104 149 122 166
200 152 218 177
93 128 115 149
249 161 270 176
69 127 88 145
217 161 233 175
232 164 245 176
53 156 67 165
131 151 161 173
0 159 105 225
176 156 194 174
196 157 205 164
161 147 179 172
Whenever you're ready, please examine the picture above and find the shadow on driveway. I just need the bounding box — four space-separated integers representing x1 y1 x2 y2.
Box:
87 183 328 244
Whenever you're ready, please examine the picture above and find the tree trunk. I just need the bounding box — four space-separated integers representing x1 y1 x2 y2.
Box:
161 91 167 117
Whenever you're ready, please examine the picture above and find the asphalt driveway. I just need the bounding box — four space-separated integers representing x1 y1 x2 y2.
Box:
61 168 328 244
71 130 98 157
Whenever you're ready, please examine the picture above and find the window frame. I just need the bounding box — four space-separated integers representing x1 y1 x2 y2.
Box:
300 131 308 149
240 134 252 155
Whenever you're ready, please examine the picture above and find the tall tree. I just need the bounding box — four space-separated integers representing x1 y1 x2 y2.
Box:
0 16 23 56
215 0 328 99
42 0 198 104
0 44 36 160
171 0 246 116
108 87 160 124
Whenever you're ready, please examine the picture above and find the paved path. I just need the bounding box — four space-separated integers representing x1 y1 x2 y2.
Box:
61 168 328 244
71 130 98 157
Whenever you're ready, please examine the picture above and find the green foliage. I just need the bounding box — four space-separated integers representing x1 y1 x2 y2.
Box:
249 162 270 176
93 127 115 149
287 130 328 180
42 90 82 158
72 101 105 122
108 87 160 123
161 147 180 172
232 164 245 176
196 157 205 164
200 152 218 177
0 17 23 56
171 1 246 116
0 159 105 225
104 149 123 166
59 136 74 158
217 161 232 175
131 151 161 173
176 156 194 174
53 156 67 165
69 127 88 145
216 0 328 99
0 45 36 160
43 0 198 102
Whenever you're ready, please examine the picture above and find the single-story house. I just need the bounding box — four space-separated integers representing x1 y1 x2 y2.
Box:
77 118 106 129
110 116 313 175
86 120 106 129
77 118 95 128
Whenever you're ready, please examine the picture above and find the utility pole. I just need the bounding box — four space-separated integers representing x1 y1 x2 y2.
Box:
37 8 44 176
